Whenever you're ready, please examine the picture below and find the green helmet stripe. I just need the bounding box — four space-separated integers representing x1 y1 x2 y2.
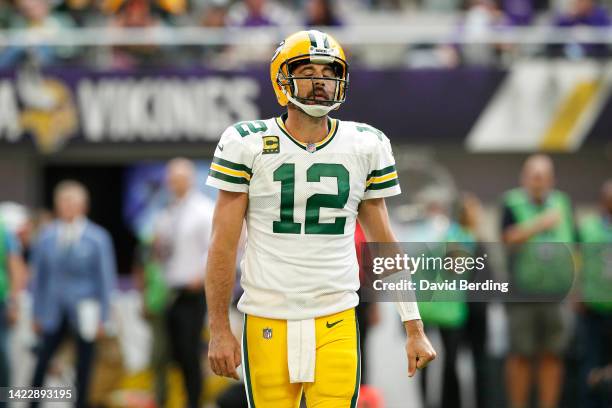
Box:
308 32 317 48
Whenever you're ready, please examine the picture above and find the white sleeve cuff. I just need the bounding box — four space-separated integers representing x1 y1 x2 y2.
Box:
363 185 401 200
206 176 249 193
395 301 421 322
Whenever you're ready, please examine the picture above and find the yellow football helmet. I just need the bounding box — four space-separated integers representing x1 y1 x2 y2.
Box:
270 30 349 117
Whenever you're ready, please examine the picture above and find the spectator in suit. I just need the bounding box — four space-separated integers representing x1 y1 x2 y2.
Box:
30 180 117 408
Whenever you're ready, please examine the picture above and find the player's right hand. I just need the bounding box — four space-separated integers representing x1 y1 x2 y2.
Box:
208 329 242 380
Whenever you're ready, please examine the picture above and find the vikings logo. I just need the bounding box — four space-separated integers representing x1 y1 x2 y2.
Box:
17 69 78 154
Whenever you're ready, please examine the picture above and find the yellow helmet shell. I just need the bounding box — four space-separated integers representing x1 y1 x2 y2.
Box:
270 30 348 108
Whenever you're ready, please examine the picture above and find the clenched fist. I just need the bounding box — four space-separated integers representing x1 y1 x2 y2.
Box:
208 328 242 380
404 319 437 377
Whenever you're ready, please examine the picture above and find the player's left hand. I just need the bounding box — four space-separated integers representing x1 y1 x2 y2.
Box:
404 320 436 377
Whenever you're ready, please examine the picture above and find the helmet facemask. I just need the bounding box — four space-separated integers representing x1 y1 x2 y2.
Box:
277 55 349 118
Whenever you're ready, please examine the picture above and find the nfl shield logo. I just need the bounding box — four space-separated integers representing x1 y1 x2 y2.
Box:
306 143 316 153
263 328 273 339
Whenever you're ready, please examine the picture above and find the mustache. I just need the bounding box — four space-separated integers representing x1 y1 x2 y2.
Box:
307 89 330 99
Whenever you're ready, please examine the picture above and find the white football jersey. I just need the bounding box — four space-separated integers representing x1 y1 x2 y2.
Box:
206 115 402 320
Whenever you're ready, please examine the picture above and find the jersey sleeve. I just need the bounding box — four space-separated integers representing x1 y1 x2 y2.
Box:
364 132 401 200
206 126 255 193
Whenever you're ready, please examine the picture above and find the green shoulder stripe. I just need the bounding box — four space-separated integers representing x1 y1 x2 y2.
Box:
367 165 396 180
212 157 253 176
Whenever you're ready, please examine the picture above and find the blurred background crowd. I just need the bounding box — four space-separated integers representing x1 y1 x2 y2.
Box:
0 0 612 69
0 0 611 407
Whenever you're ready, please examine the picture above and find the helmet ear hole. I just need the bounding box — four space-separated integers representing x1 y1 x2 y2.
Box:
277 71 293 95
331 61 344 78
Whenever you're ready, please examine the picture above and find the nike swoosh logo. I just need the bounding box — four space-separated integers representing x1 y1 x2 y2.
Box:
326 319 343 329
218 144 224 151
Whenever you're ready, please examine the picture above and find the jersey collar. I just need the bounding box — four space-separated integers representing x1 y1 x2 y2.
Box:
275 113 339 152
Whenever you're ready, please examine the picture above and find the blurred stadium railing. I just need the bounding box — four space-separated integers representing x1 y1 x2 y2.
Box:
2 25 612 45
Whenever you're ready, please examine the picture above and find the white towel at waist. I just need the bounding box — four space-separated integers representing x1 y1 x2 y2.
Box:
287 318 316 383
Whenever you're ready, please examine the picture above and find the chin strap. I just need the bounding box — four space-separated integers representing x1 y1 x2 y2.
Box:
286 93 340 118
284 79 341 118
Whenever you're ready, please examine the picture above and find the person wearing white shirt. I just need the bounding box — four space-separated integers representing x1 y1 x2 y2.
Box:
153 158 214 408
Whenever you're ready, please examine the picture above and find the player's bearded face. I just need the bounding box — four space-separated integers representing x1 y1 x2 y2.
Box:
292 63 338 107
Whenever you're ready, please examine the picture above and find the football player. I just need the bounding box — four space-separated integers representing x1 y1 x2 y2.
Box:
205 30 436 407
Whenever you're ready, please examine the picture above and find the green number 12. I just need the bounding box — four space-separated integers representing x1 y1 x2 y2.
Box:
273 163 349 235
